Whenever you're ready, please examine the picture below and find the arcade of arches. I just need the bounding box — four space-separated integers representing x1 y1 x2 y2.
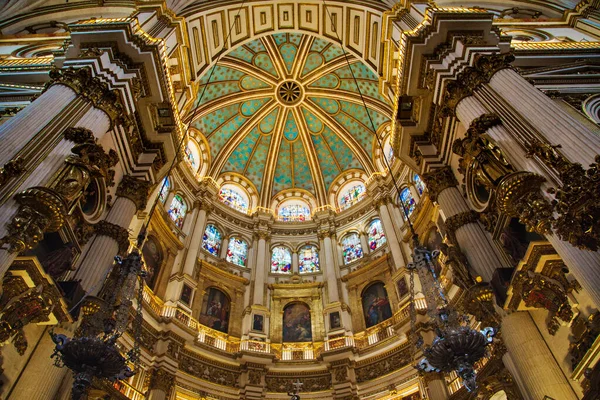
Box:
0 0 599 399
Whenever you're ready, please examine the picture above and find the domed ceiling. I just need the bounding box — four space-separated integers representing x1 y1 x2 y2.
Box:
189 33 392 207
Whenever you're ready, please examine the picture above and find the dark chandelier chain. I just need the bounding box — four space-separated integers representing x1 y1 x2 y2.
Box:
50 2 249 400
320 1 496 393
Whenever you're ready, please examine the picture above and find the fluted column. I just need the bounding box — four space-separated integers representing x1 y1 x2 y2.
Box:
457 94 600 306
424 373 449 400
489 68 600 166
376 198 404 269
321 232 340 303
75 175 150 294
147 368 176 400
423 167 506 281
182 202 209 276
501 312 577 400
252 233 269 305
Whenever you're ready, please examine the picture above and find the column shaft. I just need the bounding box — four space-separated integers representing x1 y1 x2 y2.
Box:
323 235 340 303
501 312 577 400
182 208 207 276
378 202 404 268
426 376 449 400
252 237 267 305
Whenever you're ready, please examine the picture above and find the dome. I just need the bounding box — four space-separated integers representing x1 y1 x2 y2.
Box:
187 33 392 208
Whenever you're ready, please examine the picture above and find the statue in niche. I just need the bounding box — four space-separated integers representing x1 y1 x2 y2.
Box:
41 242 77 280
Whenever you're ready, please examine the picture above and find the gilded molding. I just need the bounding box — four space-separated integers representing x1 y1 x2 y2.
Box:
526 140 600 251
45 67 125 128
63 127 94 144
0 157 25 189
442 53 515 115
93 220 130 255
116 175 151 211
421 166 458 202
495 172 553 235
1 187 66 253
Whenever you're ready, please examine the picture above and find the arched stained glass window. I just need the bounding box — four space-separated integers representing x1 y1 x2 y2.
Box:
185 140 200 172
339 183 366 210
158 177 170 203
279 204 311 222
414 174 426 195
400 188 416 218
226 237 248 267
387 147 395 165
167 194 187 228
202 224 222 256
219 187 249 213
299 245 319 273
342 233 363 264
367 219 387 251
271 246 292 273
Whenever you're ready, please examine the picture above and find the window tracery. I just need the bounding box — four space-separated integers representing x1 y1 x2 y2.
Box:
278 203 311 222
226 237 248 267
342 233 363 264
158 177 170 203
339 183 366 210
400 188 416 218
167 194 187 228
271 246 292 273
219 187 249 213
298 245 319 273
367 219 387 251
202 224 222 256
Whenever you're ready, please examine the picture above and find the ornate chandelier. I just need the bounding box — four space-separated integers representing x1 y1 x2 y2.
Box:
406 239 496 392
50 249 145 400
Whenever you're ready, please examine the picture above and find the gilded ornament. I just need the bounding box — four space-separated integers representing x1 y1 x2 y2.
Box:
421 166 459 202
149 368 176 393
248 369 263 385
527 141 600 251
63 127 94 144
495 172 554 235
332 366 348 382
1 187 66 253
116 175 151 211
265 374 331 392
0 157 25 188
444 210 480 245
93 220 130 255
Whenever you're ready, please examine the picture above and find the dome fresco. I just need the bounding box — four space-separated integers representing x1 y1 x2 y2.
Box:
189 33 392 206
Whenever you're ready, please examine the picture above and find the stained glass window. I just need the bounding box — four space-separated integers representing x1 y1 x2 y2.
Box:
339 183 366 210
342 233 363 264
158 177 170 203
219 187 249 213
202 224 222 256
400 188 416 218
226 237 248 267
367 219 387 251
414 174 426 195
279 204 311 222
185 140 200 172
386 146 395 165
167 194 187 228
271 246 292 273
299 245 319 273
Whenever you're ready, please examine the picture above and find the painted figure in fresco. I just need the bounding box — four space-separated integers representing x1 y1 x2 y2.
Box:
199 288 231 334
282 303 312 342
362 282 393 328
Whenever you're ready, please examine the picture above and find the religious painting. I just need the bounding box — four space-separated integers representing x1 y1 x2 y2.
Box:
367 219 387 251
342 233 363 264
142 236 162 289
282 303 312 342
226 237 248 267
362 282 392 328
252 314 264 332
397 277 409 300
202 224 222 256
199 287 231 333
329 311 341 330
271 246 292 273
180 284 193 305
298 245 319 273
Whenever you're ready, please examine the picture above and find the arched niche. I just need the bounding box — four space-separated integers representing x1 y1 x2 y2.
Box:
361 281 392 328
282 302 312 342
198 287 231 334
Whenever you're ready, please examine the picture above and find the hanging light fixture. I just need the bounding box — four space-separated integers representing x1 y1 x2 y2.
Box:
49 2 248 398
320 0 496 392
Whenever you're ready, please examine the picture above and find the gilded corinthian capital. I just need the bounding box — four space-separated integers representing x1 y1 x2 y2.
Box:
421 166 459 201
116 175 151 211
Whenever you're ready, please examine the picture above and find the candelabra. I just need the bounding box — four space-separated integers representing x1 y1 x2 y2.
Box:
50 249 145 400
407 239 495 392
